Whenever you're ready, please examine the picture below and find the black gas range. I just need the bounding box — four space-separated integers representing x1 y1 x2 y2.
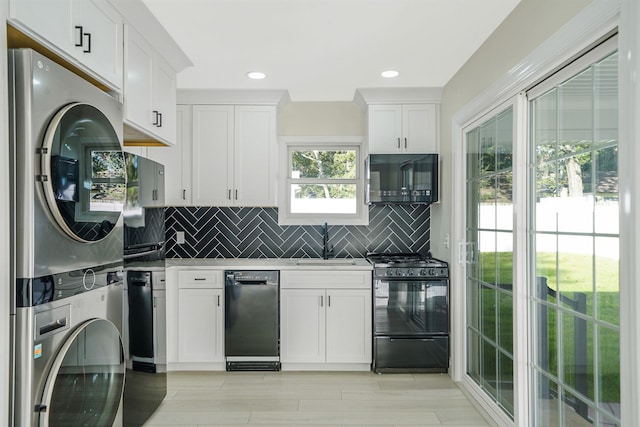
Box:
367 252 450 373
367 252 449 279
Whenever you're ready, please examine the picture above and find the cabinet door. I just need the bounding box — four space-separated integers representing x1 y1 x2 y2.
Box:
325 289 372 364
124 25 154 136
72 0 123 89
9 0 72 51
153 290 167 365
192 105 234 206
233 106 277 206
402 104 438 153
152 54 177 144
368 105 402 154
177 288 224 363
147 105 191 205
280 289 326 363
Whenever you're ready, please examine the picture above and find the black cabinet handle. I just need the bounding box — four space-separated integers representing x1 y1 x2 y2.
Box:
182 189 186 200
397 137 401 149
158 112 163 127
404 137 407 149
75 26 83 46
84 32 91 53
153 110 159 126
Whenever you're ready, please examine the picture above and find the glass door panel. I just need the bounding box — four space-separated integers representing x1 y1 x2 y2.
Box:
465 105 515 419
529 48 620 426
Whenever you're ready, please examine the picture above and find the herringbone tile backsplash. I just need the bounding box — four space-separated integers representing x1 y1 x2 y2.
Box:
165 205 430 258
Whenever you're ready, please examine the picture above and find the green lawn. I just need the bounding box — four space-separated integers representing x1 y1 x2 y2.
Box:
474 251 620 404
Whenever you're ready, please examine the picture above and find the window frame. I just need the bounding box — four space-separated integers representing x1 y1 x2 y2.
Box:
278 136 369 225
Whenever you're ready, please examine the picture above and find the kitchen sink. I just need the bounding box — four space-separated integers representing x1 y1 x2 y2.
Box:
294 259 358 266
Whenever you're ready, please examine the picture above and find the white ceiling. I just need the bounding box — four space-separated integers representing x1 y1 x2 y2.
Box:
142 0 521 102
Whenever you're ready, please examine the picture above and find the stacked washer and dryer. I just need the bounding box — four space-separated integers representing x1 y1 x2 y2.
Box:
9 49 127 426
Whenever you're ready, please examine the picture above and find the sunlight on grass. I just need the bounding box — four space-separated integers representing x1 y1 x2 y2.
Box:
475 251 620 402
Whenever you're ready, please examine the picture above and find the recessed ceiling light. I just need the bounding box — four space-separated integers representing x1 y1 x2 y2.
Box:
247 71 266 80
381 70 399 78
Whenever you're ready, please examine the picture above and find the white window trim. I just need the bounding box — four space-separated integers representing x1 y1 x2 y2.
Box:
278 136 369 226
449 1 623 427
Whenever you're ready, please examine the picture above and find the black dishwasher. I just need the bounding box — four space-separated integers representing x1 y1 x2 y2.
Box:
224 270 280 371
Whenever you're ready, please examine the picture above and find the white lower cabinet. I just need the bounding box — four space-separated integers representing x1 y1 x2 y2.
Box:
280 288 325 363
167 269 225 369
280 270 372 370
177 288 223 363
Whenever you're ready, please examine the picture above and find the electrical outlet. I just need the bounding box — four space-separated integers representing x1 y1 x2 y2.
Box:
176 231 185 244
444 233 450 249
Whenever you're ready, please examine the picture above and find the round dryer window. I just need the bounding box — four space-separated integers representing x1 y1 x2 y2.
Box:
41 103 125 242
39 319 125 426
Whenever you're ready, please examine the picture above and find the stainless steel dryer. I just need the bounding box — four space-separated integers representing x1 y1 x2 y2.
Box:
9 48 126 426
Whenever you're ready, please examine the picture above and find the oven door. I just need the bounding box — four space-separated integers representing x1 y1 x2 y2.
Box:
374 277 448 336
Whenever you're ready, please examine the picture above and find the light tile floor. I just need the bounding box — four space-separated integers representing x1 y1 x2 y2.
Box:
142 371 498 427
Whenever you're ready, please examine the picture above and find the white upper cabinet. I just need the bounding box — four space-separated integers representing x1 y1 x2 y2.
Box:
9 0 123 90
147 105 192 206
73 0 123 88
191 105 277 207
124 25 177 146
367 104 438 154
192 105 234 206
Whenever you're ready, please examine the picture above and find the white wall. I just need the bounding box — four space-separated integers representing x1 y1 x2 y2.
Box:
433 0 593 264
278 101 365 136
1 0 11 424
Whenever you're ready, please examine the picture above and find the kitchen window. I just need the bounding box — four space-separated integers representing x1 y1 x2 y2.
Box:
278 137 368 225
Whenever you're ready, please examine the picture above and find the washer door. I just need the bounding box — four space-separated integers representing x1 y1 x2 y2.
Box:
39 319 125 427
41 102 125 243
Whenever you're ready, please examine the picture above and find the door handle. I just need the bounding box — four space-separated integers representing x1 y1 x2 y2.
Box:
217 295 220 306
320 295 323 307
404 137 407 149
327 295 331 307
397 137 401 149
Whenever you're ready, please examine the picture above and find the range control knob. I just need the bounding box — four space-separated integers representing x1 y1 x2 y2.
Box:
396 268 402 276
428 268 436 276
420 269 426 276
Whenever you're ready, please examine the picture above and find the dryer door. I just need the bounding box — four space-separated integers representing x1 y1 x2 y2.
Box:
40 102 125 243
38 318 125 427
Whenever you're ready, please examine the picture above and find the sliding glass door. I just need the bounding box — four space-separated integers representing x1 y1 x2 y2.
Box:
529 45 620 427
465 106 515 419
463 38 620 426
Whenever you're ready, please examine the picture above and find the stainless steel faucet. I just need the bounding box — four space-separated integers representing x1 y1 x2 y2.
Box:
322 222 334 259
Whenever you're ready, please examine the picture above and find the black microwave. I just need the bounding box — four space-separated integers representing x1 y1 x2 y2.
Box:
366 153 438 204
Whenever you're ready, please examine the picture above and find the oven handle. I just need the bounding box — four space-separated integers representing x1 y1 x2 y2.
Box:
390 338 436 342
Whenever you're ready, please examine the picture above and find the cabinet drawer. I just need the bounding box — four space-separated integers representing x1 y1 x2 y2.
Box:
281 271 371 289
178 270 223 289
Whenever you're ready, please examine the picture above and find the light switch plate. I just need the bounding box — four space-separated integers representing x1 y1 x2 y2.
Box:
176 231 185 244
